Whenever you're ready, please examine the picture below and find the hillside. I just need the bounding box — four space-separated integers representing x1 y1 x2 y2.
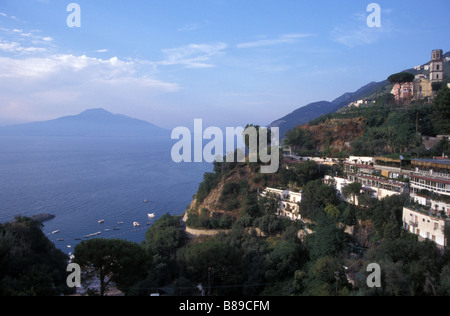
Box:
284 117 366 154
271 50 450 139
186 161 282 229
269 81 388 138
0 108 170 137
284 85 450 157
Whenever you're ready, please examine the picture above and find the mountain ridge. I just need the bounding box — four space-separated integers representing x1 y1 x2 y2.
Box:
0 108 170 138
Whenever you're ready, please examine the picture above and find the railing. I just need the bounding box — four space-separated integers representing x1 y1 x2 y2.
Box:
414 171 450 180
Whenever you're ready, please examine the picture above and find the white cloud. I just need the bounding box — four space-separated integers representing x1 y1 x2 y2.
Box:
237 33 312 49
178 23 201 32
0 40 47 54
94 49 109 53
157 42 227 68
0 28 55 54
0 54 180 124
331 9 392 48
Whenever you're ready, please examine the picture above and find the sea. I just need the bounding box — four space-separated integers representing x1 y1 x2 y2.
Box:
0 135 212 255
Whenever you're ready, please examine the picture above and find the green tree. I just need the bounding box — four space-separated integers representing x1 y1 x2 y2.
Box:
342 182 362 205
306 214 346 261
0 228 14 283
266 240 306 282
300 180 339 221
388 72 415 84
280 160 323 187
0 217 70 296
74 239 150 296
144 214 188 259
324 204 341 218
431 87 450 135
183 239 242 296
438 265 450 295
303 256 350 296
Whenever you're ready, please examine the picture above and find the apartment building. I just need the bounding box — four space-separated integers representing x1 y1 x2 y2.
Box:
260 187 302 221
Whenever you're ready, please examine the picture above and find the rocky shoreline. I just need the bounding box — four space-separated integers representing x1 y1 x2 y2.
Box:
31 214 56 223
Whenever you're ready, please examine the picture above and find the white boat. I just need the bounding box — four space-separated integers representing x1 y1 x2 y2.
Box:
52 230 60 234
133 222 141 227
148 213 156 218
98 219 105 224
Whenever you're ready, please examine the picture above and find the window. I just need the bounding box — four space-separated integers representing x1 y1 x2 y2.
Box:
437 65 440 71
434 223 439 230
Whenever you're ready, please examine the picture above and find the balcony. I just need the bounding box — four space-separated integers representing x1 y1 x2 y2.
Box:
409 221 419 228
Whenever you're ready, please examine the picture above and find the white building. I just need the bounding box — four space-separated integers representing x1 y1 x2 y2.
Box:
410 159 450 197
323 175 350 199
347 156 376 165
403 206 448 248
413 194 450 217
347 174 409 200
261 187 302 221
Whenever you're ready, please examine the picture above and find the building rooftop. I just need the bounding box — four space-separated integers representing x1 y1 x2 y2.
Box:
412 159 450 171
411 174 450 185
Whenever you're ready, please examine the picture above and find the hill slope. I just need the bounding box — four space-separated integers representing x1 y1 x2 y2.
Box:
270 81 388 138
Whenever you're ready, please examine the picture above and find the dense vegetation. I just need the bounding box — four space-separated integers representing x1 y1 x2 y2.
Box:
0 217 72 296
284 86 450 157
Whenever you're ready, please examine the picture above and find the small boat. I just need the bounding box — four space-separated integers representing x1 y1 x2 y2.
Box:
133 222 141 227
148 213 156 218
98 220 105 224
57 238 64 242
117 221 124 225
74 237 82 241
67 245 72 248
113 227 120 231
52 230 60 234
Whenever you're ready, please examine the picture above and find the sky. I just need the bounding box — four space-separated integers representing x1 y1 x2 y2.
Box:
0 0 448 130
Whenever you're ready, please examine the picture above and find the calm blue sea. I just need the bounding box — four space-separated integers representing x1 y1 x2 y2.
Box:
0 136 212 255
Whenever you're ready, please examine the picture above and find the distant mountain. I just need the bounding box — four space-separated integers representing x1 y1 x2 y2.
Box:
270 50 450 139
0 108 170 137
270 80 389 138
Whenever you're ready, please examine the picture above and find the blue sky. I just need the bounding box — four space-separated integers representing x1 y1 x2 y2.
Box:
0 0 448 129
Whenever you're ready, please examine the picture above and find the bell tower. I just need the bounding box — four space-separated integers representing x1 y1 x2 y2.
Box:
430 49 444 83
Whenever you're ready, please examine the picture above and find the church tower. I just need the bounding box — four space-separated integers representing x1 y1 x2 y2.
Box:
430 49 444 83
